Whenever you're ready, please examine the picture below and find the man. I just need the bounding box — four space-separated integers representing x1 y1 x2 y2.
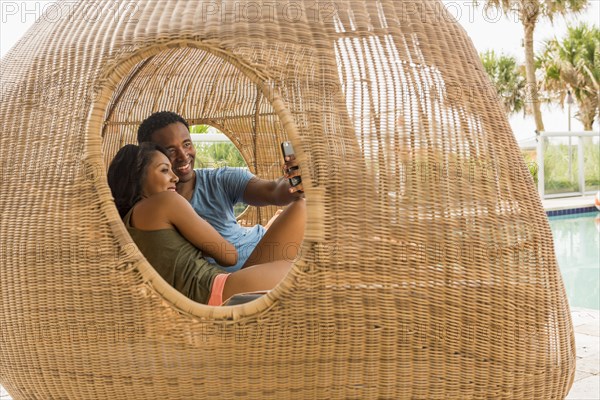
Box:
137 111 305 271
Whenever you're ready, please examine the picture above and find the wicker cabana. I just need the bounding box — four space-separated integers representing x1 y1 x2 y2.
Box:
0 0 574 398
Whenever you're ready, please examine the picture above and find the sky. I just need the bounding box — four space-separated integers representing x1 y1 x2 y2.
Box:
442 0 600 141
1 0 599 142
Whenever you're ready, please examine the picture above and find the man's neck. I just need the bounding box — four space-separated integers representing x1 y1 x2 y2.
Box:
176 173 196 202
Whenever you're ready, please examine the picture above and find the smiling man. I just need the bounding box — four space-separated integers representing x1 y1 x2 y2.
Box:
137 111 305 271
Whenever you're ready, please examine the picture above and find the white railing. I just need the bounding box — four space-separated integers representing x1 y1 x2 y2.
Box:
537 131 600 199
190 133 231 143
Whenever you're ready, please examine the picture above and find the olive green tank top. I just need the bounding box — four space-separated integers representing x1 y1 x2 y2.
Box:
124 207 225 304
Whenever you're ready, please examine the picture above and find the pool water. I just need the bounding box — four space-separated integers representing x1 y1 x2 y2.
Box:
548 211 600 310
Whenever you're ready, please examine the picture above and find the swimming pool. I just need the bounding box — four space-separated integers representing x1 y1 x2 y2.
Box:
548 211 600 310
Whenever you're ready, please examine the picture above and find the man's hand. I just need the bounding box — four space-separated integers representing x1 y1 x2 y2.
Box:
282 154 304 194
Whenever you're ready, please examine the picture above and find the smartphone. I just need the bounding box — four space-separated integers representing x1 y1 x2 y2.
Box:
281 141 303 189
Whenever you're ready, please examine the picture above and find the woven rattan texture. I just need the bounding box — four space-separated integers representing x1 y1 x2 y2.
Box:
0 0 574 399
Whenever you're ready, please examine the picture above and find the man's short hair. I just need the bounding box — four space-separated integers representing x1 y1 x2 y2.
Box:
137 111 190 143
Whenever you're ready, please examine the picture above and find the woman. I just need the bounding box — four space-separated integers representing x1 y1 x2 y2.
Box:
107 143 303 305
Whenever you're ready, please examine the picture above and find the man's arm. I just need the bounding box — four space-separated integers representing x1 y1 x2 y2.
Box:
243 176 302 207
243 155 304 207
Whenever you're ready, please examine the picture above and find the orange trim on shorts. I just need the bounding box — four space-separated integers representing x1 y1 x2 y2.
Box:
208 273 230 306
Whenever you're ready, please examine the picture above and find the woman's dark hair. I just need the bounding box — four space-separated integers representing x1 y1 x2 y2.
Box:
107 142 170 218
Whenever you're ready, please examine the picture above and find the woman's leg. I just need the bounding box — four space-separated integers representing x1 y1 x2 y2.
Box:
222 260 291 301
242 198 306 268
264 209 283 230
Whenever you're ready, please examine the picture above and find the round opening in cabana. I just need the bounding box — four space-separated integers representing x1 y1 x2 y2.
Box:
97 44 308 310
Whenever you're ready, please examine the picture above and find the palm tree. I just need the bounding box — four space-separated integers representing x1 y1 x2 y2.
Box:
480 50 527 115
478 0 589 132
538 23 599 130
190 124 210 134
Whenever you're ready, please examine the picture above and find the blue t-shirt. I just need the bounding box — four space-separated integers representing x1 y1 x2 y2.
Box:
190 168 265 271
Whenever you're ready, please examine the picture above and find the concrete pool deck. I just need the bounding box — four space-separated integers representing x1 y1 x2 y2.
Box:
568 308 600 399
1 196 598 399
542 194 597 212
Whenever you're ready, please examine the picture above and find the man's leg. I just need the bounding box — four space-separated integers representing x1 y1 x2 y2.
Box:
242 198 306 268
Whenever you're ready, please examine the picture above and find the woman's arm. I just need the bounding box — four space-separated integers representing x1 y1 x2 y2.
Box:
158 192 238 267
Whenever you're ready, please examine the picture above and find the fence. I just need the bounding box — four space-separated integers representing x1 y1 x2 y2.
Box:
537 131 600 199
190 132 247 169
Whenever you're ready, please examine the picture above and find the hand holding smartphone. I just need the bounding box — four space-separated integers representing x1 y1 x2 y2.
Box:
281 141 303 192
